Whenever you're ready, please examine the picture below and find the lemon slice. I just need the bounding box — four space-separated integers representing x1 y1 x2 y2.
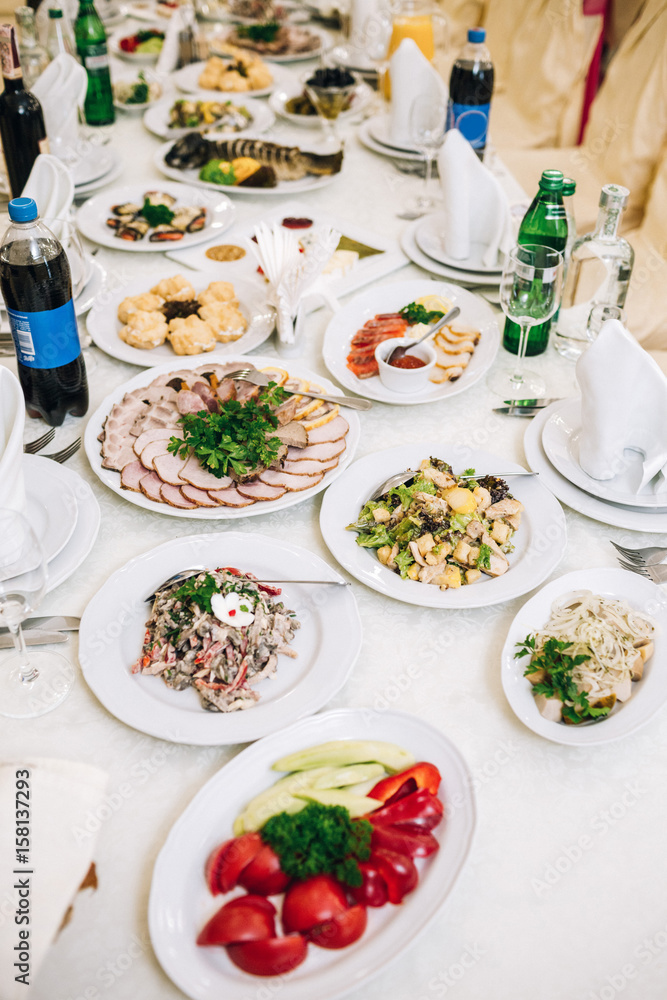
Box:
294 382 325 420
301 404 339 431
415 294 453 315
259 366 289 386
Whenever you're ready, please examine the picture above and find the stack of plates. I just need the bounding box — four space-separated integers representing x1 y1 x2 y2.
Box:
73 146 124 199
359 113 426 164
23 454 101 593
400 211 504 289
524 398 667 533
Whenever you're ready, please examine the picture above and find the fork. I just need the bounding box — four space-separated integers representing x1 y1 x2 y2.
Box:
144 568 349 604
616 559 667 584
43 437 81 464
225 369 372 412
610 541 667 566
24 427 56 454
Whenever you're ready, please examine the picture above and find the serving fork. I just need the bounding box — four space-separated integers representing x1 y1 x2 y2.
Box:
225 369 372 411
611 541 667 566
145 569 349 604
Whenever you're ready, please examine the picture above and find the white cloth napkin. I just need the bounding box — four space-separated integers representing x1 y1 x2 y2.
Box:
0 368 25 515
437 128 514 268
577 319 667 490
248 222 340 347
21 154 74 242
0 758 108 999
31 54 87 164
389 38 446 147
156 6 184 76
349 0 381 50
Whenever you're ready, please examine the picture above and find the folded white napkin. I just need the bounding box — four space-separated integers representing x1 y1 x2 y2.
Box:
350 0 381 49
0 368 25 515
156 6 184 76
437 128 514 268
577 319 667 490
31 54 87 164
0 758 109 999
248 222 340 348
389 38 446 147
21 154 75 243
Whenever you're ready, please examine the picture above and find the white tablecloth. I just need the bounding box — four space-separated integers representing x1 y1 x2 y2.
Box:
2 28 667 1000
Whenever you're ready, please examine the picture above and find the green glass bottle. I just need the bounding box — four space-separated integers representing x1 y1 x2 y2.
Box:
503 169 568 355
74 0 114 126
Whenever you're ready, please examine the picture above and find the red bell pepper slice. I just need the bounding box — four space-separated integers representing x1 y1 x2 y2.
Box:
368 788 444 831
370 823 439 858
370 848 418 904
369 763 441 804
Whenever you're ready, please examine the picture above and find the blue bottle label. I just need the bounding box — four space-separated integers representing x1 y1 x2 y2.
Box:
7 299 81 369
447 101 490 149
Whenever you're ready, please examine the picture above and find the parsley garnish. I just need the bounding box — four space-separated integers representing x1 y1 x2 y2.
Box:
237 20 281 41
168 383 288 478
141 198 175 227
516 635 609 724
170 572 220 614
399 302 445 326
261 802 371 887
463 468 475 476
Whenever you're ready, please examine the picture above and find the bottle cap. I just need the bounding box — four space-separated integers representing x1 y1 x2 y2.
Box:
539 169 564 191
562 178 576 196
600 183 629 208
467 27 485 43
8 198 38 223
49 8 64 16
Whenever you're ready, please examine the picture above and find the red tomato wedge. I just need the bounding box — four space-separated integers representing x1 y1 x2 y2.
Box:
238 844 290 896
307 904 367 949
205 833 263 895
197 895 276 947
226 935 308 976
349 860 389 908
282 875 348 933
370 823 440 858
371 848 418 904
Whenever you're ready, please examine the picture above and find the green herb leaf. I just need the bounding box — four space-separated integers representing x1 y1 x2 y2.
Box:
141 198 174 226
476 543 492 569
399 302 445 326
236 19 280 41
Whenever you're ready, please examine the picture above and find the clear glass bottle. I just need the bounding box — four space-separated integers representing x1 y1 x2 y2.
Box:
46 5 75 60
556 184 634 359
14 7 49 89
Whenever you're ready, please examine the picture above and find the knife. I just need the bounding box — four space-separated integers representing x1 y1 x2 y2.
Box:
493 405 547 416
0 616 80 634
0 630 69 649
502 398 561 407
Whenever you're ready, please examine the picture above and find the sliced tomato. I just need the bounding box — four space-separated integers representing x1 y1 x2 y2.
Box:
349 861 389 908
371 848 418 904
371 823 439 858
307 904 367 949
196 895 276 947
205 833 263 895
238 844 290 896
282 875 348 933
226 934 308 976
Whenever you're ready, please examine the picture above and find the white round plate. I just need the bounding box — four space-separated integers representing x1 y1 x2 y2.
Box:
75 181 235 253
524 405 667 534
74 257 106 316
74 151 124 198
113 77 164 114
44 467 101 594
79 533 361 744
359 119 424 163
542 397 667 509
109 24 166 62
87 271 275 366
143 93 275 139
155 141 344 196
219 25 329 61
501 567 667 745
24 454 77 562
400 217 502 287
70 146 115 187
269 78 372 125
172 59 293 98
415 213 505 274
84 353 361 519
149 707 476 999
127 1 176 19
368 113 421 153
322 278 499 405
320 442 567 608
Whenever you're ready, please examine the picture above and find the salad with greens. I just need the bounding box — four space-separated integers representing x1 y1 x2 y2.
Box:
346 458 524 590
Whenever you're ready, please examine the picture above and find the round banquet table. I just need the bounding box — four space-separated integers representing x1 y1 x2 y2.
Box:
2 28 667 1000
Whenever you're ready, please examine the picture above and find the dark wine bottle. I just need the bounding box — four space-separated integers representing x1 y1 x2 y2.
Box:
0 197 89 426
0 24 49 198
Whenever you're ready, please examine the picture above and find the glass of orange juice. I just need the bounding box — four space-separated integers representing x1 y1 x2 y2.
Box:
384 0 446 97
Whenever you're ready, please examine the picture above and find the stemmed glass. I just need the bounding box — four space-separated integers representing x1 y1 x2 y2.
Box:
405 96 447 217
0 509 74 718
302 67 358 150
488 244 564 400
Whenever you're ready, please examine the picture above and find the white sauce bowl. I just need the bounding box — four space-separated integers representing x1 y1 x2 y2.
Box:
375 337 437 394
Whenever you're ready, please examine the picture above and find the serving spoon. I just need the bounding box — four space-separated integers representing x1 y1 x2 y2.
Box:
385 306 460 365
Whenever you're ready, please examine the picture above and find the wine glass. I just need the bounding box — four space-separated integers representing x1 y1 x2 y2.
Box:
0 509 75 718
404 96 447 217
487 244 564 400
302 66 358 149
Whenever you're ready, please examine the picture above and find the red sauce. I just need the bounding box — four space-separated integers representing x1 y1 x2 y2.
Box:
389 354 427 369
282 217 313 229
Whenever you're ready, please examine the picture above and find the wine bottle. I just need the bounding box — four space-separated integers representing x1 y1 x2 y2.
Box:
0 24 49 198
74 0 114 126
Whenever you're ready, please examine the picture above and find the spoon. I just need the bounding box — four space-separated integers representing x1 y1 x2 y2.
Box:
385 306 461 365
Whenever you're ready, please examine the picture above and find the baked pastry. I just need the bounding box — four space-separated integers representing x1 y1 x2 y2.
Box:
150 275 196 302
117 293 164 324
167 314 217 354
198 301 247 341
119 310 168 349
197 281 237 306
